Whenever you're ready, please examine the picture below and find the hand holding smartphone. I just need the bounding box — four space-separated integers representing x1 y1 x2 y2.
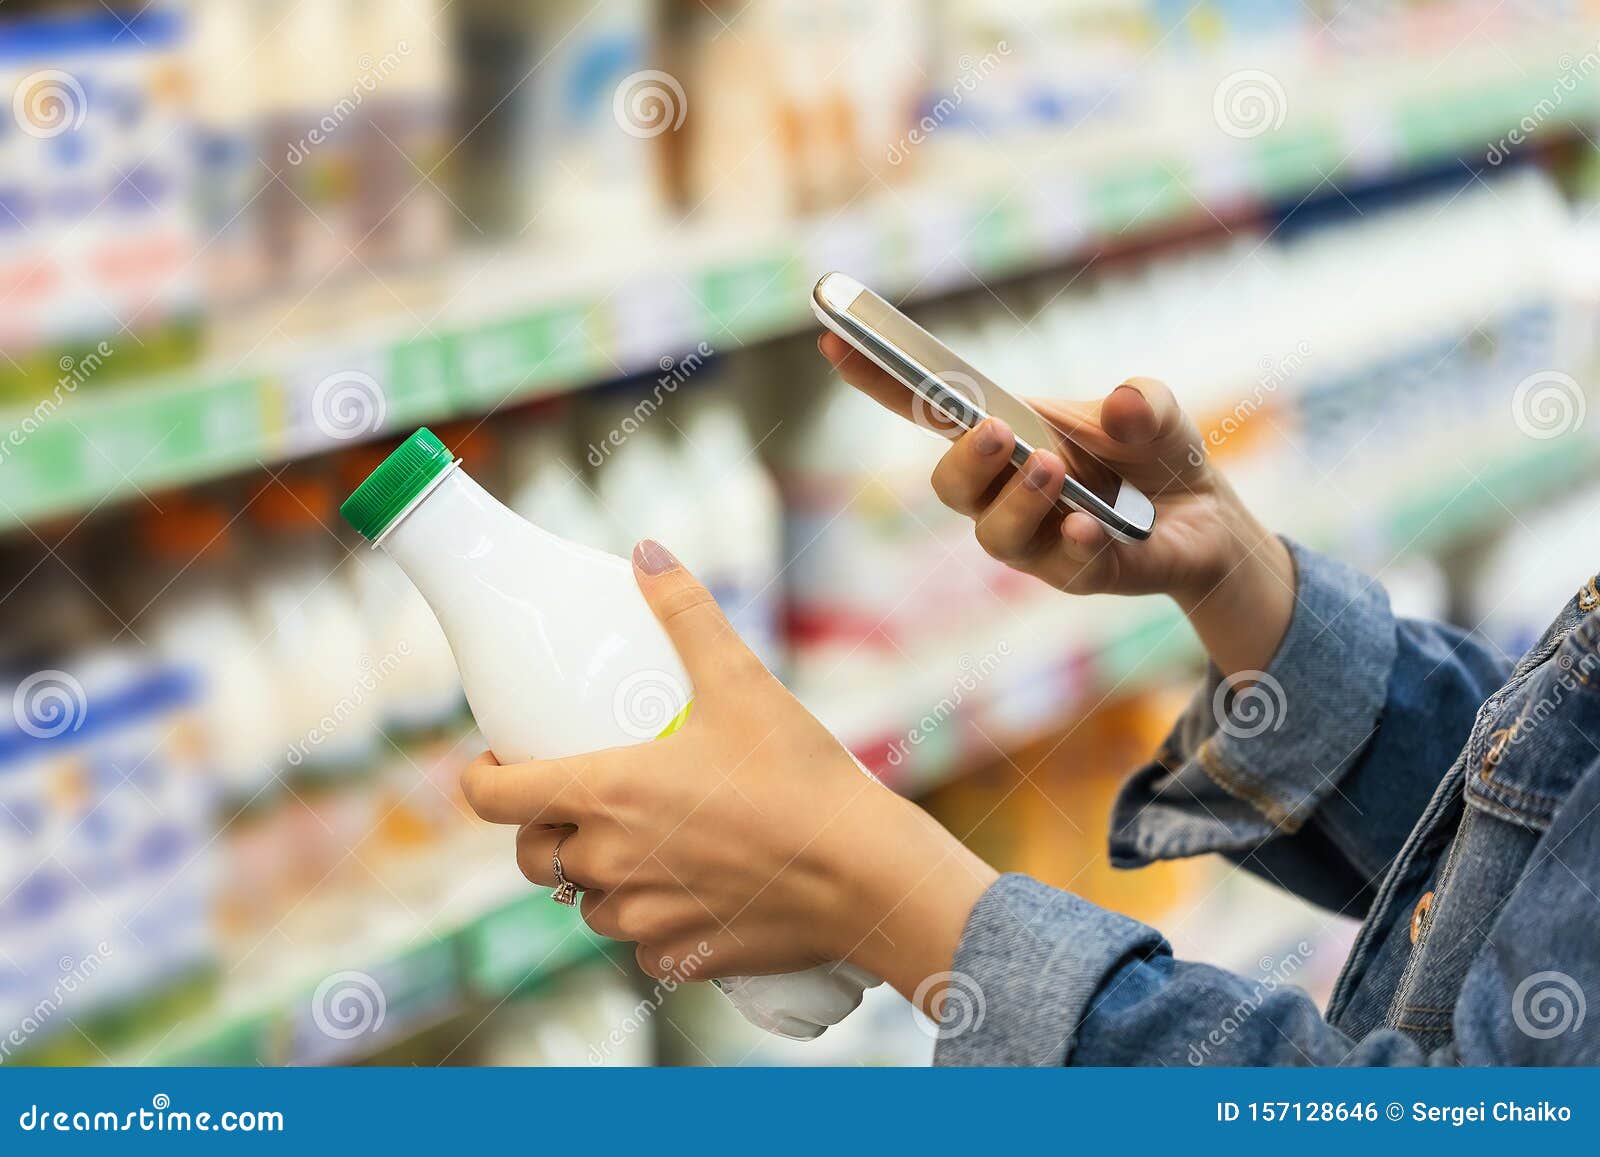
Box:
811 273 1155 542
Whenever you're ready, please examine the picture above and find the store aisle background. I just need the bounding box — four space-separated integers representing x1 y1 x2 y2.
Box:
3 0 1600 1066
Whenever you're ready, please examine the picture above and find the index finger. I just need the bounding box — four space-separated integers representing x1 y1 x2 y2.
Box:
460 748 598 826
818 333 915 423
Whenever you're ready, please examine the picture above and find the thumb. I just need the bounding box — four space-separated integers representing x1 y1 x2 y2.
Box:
631 539 760 692
1099 377 1185 446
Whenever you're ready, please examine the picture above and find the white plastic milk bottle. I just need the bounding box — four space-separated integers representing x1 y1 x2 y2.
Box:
340 428 875 1039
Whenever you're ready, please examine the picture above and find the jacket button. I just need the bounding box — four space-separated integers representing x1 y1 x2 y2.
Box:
1410 891 1434 945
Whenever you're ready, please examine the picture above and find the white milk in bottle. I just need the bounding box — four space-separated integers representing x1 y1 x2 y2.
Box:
340 428 875 1039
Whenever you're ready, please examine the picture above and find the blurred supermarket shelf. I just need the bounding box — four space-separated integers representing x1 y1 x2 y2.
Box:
110 826 610 1066
3 27 1596 531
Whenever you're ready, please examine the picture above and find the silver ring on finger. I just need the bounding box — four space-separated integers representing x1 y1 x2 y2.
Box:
550 831 580 906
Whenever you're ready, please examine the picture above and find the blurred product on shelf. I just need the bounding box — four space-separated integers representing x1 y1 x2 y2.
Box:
662 0 923 220
590 379 788 670
508 421 612 553
673 384 786 673
0 591 216 1066
0 7 199 402
216 0 454 345
1469 481 1600 658
526 0 665 238
470 964 656 1067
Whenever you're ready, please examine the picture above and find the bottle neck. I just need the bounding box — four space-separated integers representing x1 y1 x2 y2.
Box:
379 468 504 573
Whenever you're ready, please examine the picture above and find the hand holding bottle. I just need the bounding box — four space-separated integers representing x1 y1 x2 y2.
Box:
819 334 1296 677
461 541 997 1015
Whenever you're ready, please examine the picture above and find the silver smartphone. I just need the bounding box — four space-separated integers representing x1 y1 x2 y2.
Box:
812 272 1155 543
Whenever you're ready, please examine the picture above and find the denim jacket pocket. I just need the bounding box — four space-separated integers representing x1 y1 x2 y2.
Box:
1466 613 1600 832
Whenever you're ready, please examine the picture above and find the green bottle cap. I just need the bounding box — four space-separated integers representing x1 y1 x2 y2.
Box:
339 427 455 541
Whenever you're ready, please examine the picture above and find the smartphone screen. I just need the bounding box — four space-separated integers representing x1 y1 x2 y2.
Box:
819 276 1121 508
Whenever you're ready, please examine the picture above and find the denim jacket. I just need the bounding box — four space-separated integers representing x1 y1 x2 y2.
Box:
935 541 1600 1065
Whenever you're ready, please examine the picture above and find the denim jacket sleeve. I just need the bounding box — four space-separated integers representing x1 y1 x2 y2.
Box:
935 757 1600 1065
1108 540 1512 914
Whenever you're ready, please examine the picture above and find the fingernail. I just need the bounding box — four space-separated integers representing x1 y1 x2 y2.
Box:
973 419 1010 456
1023 454 1057 492
633 539 680 575
1113 383 1144 401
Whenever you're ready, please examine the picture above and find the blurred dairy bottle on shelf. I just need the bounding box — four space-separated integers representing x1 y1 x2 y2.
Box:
593 416 706 563
678 394 786 673
248 475 380 775
507 427 612 552
341 428 876 1040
